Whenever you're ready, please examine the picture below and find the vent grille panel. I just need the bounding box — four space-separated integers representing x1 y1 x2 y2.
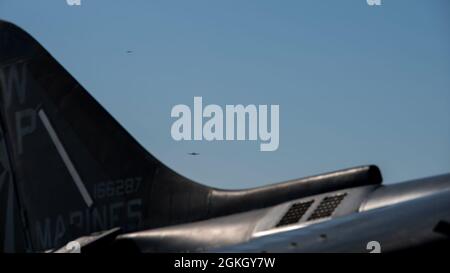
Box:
307 193 347 221
276 200 314 227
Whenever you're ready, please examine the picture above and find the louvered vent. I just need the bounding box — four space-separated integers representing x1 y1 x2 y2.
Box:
307 193 347 221
276 200 314 227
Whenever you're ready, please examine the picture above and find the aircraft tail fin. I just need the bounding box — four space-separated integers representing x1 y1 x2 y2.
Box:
0 20 214 251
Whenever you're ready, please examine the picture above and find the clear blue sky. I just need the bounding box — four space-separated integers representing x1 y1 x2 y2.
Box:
1 0 449 189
